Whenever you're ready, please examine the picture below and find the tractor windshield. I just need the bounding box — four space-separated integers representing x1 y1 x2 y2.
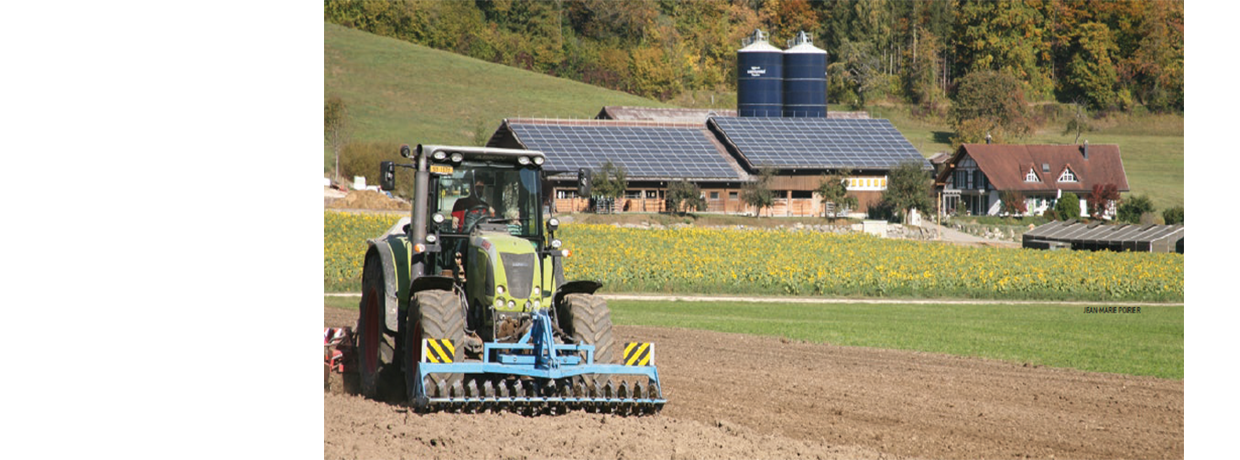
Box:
433 163 541 237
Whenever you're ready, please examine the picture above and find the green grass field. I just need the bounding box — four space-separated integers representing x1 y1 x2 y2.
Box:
324 296 1182 379
609 299 1183 379
325 22 667 151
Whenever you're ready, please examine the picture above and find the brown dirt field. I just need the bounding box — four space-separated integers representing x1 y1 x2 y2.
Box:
324 306 1182 459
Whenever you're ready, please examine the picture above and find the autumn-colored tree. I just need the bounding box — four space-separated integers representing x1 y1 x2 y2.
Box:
1087 183 1121 220
954 0 1054 98
999 190 1028 216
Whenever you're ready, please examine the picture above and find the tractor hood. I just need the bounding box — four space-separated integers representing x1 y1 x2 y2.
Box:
468 231 553 312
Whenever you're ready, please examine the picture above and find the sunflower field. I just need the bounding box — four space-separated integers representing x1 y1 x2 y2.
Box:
324 211 404 292
325 212 1183 301
558 224 1183 302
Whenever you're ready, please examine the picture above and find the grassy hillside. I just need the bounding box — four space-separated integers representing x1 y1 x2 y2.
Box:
325 22 668 151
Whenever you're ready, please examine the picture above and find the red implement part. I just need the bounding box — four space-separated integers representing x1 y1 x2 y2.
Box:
324 327 356 374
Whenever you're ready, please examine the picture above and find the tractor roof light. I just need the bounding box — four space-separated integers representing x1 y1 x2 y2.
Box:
425 234 438 244
432 213 446 224
533 156 544 166
432 150 447 161
518 156 531 166
450 152 464 163
507 300 516 309
550 239 562 249
497 285 505 296
547 218 560 232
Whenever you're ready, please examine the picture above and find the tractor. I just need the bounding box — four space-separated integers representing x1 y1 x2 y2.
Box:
353 144 663 414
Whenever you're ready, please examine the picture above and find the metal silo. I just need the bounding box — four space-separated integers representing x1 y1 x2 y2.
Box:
737 29 783 117
782 31 827 118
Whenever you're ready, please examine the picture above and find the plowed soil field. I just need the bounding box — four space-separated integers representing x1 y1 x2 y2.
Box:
324 306 1182 459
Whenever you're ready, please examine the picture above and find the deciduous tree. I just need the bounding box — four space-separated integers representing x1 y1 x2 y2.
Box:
815 168 857 219
664 179 706 215
882 161 932 223
325 95 352 183
742 167 776 217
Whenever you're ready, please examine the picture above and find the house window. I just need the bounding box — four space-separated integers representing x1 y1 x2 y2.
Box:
646 190 658 199
1025 168 1040 182
709 191 720 200
974 170 988 190
624 190 642 199
791 190 813 199
729 191 738 199
955 170 972 189
1058 167 1077 182
556 190 578 199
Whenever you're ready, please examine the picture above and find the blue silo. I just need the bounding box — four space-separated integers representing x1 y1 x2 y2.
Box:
782 31 828 118
737 29 783 117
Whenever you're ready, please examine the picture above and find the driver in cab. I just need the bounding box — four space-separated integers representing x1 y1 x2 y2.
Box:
451 179 493 232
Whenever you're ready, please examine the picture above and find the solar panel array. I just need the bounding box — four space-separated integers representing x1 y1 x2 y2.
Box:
509 123 739 179
711 117 930 169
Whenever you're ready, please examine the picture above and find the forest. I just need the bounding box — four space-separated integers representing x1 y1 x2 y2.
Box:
324 0 1183 116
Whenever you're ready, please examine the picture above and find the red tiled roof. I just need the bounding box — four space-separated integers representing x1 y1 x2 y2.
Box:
937 143 1129 193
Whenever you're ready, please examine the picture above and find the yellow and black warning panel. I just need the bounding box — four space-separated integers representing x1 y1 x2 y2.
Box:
422 339 455 363
623 342 655 366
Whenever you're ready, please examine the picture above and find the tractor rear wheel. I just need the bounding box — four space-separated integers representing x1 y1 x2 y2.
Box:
558 293 616 386
405 289 466 408
358 251 396 400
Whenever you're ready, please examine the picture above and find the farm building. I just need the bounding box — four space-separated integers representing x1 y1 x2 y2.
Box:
485 29 930 217
1022 221 1183 253
485 116 931 216
934 142 1129 218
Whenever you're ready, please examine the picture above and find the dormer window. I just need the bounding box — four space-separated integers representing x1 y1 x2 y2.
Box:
1058 167 1077 182
1025 167 1040 182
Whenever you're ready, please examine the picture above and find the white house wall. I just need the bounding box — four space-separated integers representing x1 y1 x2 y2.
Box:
986 190 1002 215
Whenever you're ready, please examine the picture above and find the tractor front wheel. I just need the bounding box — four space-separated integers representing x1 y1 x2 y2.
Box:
558 293 616 387
405 289 466 409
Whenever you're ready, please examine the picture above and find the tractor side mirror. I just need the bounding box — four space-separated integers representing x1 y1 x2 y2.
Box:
379 161 396 191
577 168 592 197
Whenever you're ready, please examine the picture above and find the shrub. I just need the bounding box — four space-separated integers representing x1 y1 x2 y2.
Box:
1117 194 1155 224
1162 206 1184 225
999 190 1028 216
1054 192 1081 221
340 141 408 196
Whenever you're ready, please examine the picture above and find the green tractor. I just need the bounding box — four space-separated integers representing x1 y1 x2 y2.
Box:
355 144 663 414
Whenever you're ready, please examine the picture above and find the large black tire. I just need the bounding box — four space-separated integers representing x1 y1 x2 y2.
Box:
557 293 616 386
357 252 396 400
405 289 466 407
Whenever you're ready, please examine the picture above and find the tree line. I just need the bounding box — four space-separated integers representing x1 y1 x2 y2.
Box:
325 0 1182 113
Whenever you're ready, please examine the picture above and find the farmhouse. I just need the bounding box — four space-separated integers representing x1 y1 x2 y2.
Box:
485 114 931 216
934 142 1129 218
